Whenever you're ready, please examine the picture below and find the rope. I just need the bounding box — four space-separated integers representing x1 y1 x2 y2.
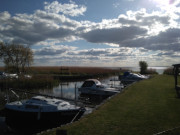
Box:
70 109 81 123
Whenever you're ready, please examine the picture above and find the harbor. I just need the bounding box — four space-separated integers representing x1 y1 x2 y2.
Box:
0 65 166 135
0 75 124 135
39 75 180 135
0 0 179 134
0 67 179 135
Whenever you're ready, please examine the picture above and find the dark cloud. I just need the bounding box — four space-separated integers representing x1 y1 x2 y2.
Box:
81 26 147 44
135 14 170 26
154 51 180 59
2 16 75 45
35 46 68 55
120 28 180 51
156 51 175 56
77 49 109 56
67 48 135 59
0 8 79 45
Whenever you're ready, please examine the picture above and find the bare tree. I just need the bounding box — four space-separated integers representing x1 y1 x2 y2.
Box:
0 42 33 74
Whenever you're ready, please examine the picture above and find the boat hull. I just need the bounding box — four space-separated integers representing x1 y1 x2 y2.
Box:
78 88 118 96
5 107 85 132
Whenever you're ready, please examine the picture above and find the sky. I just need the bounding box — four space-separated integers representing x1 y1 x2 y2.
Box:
0 0 180 67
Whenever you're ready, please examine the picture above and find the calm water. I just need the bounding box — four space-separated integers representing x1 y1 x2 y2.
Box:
0 76 120 108
38 76 120 101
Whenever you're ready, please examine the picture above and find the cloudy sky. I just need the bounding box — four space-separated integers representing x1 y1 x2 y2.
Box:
0 0 180 67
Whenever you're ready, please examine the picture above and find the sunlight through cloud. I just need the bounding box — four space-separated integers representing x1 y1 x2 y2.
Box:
151 0 176 10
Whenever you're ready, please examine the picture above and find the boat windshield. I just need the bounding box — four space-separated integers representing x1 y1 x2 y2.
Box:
55 101 62 104
82 81 95 87
61 104 67 107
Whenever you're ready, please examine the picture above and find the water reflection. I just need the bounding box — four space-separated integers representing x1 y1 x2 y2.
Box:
38 76 121 101
53 81 83 100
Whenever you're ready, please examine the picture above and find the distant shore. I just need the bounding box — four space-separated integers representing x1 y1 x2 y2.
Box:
120 66 170 74
0 66 170 75
0 66 123 90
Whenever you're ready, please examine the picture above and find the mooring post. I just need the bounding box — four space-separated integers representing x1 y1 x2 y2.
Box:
173 64 180 98
173 66 178 88
75 83 77 103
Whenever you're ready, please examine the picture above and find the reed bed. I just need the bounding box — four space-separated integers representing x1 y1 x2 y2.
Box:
0 66 123 90
29 66 122 75
0 75 58 90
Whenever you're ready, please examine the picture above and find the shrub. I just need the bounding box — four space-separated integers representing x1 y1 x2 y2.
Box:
163 67 173 75
146 68 158 74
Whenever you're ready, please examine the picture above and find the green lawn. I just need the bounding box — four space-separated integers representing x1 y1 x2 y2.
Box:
40 75 180 135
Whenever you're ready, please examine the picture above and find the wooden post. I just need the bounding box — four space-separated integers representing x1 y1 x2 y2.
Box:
173 66 178 88
173 64 180 98
75 83 77 104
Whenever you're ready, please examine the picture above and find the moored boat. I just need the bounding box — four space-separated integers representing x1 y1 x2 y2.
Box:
4 95 86 132
78 79 120 97
120 71 149 85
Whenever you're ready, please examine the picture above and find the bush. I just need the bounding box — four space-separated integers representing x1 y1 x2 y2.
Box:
163 67 173 75
146 68 158 74
0 75 58 90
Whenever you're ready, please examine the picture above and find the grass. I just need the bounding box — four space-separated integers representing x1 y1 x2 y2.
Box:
40 75 180 135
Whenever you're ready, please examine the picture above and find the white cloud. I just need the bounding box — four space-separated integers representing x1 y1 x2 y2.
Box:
118 9 174 35
33 47 133 66
0 11 11 22
0 1 178 53
0 10 80 44
0 0 180 66
79 7 180 54
44 1 86 17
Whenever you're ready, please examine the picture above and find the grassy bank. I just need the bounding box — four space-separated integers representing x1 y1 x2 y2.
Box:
40 75 180 135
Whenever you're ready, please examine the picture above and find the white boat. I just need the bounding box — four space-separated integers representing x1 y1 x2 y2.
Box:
78 79 120 97
4 95 86 131
120 71 148 85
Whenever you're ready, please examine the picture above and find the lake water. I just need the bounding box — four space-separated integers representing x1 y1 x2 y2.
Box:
0 75 121 109
39 76 121 101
